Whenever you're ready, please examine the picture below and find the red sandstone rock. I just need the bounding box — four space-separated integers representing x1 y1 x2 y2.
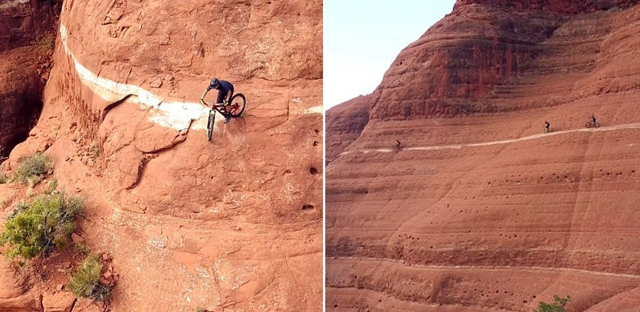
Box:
42 292 75 312
6 0 322 311
0 0 57 160
327 1 640 311
70 299 102 312
70 233 84 244
0 258 40 312
325 95 372 162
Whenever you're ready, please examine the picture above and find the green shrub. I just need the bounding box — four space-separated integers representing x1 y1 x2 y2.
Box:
0 172 8 184
14 153 54 185
69 255 112 302
535 295 571 312
75 242 90 255
0 193 84 259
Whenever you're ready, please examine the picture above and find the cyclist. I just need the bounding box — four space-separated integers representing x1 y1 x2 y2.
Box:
590 114 597 126
544 121 550 133
200 78 235 123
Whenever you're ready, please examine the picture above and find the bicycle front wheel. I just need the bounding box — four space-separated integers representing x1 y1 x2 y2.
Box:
228 94 246 117
585 121 592 128
207 111 215 141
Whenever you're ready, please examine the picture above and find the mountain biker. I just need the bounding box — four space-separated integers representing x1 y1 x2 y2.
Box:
200 78 235 123
590 114 597 126
544 121 550 133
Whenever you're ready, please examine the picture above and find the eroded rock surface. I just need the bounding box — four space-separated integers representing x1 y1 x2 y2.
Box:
327 1 640 311
0 0 55 157
4 0 322 311
0 257 41 312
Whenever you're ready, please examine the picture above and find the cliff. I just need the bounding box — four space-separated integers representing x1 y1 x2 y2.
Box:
1 0 322 311
327 1 640 311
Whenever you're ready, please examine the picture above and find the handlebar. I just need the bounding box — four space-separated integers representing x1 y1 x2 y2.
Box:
200 98 227 107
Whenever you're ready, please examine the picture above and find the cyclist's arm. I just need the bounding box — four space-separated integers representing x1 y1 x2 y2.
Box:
200 89 209 103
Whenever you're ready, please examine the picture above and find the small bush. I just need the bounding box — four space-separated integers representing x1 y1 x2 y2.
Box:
0 172 8 184
75 242 90 255
0 193 84 259
14 153 54 185
535 295 571 312
45 179 58 195
69 255 112 302
89 142 100 159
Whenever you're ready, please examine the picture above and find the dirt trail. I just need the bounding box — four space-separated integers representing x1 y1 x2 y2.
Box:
340 122 640 155
333 256 640 280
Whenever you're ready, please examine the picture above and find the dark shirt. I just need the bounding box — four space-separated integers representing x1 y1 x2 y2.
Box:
208 80 234 104
209 80 234 94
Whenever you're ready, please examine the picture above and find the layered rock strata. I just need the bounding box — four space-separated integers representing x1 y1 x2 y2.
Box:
327 1 640 311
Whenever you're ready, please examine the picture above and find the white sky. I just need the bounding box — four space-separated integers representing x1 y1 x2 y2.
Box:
324 0 456 110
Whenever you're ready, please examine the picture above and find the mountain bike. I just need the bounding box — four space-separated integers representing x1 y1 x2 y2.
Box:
201 93 246 141
394 140 403 151
585 120 600 128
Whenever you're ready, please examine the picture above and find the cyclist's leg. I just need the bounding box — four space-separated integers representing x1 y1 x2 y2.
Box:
217 90 231 123
216 90 228 105
228 90 234 104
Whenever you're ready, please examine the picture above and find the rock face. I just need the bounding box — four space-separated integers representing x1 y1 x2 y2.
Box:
0 0 55 157
325 95 372 162
4 0 322 311
0 257 41 312
355 0 640 124
0 48 43 158
42 292 75 312
327 1 640 311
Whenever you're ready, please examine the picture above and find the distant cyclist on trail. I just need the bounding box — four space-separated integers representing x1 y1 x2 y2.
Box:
544 120 550 133
200 78 234 123
585 114 600 128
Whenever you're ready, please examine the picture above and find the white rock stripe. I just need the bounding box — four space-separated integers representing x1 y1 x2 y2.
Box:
334 256 640 279
59 24 211 131
58 24 322 132
341 122 640 156
303 105 324 114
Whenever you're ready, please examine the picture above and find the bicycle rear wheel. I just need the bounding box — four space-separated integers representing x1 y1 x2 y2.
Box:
228 94 246 118
585 121 592 128
207 111 215 141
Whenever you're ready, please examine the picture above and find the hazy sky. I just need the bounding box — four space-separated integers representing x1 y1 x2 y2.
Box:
324 0 456 110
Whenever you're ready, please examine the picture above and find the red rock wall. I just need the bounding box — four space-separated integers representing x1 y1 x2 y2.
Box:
0 0 56 157
327 2 640 311
351 0 640 124
53 0 323 223
5 0 323 311
325 95 372 162
454 0 640 14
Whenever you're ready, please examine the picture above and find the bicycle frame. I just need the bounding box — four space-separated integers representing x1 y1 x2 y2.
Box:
200 89 232 116
210 102 231 118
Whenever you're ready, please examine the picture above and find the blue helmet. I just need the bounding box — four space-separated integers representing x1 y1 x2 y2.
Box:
209 78 220 89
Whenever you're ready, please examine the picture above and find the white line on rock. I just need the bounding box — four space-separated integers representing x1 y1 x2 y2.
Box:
340 122 640 156
334 256 640 280
59 22 321 133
